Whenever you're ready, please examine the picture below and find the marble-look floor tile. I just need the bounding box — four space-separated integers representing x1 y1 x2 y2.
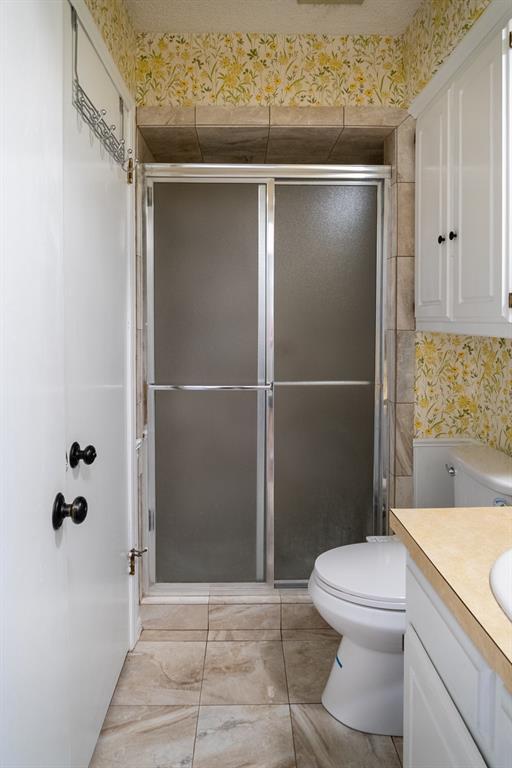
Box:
283 639 338 703
89 705 198 768
209 594 280 604
393 736 404 766
291 704 401 768
281 604 329 629
140 604 208 630
201 642 288 705
111 642 205 705
193 705 295 768
279 589 312 604
208 629 281 641
209 603 280 630
282 629 339 641
140 630 208 642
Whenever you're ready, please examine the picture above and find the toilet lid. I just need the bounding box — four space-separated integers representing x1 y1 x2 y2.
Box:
313 541 406 608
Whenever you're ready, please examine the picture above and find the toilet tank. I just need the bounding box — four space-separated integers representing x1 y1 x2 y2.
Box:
447 444 512 507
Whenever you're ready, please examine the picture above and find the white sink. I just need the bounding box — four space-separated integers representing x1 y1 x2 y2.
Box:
490 548 512 621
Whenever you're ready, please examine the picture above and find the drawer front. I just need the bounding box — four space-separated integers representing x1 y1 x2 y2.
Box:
404 625 487 768
406 562 495 746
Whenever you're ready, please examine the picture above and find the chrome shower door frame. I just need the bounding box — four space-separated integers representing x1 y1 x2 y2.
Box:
141 164 390 597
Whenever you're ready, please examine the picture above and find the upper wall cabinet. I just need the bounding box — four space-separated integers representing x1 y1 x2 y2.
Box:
414 16 512 338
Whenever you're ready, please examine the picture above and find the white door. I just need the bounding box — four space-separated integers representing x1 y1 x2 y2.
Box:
0 2 71 766
62 5 131 766
415 89 451 322
404 627 486 768
451 28 504 323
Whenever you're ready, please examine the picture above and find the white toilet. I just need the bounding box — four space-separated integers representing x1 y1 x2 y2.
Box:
309 442 512 739
309 539 406 737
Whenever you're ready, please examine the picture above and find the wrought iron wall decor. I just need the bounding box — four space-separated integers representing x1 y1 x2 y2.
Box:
70 5 132 167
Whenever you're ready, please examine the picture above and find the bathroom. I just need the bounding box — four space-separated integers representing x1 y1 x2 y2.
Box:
1 0 511 766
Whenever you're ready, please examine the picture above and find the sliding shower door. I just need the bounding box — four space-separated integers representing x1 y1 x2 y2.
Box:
273 184 377 581
147 171 383 587
150 182 267 582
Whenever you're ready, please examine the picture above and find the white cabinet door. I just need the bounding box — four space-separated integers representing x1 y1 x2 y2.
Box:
404 627 487 768
451 29 505 323
0 2 71 766
62 5 132 767
415 90 451 322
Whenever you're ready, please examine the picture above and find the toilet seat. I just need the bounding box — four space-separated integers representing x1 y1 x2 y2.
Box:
313 541 406 611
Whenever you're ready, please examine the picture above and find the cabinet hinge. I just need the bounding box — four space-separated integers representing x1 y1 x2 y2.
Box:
509 30 512 49
508 292 512 309
147 187 153 207
148 508 154 531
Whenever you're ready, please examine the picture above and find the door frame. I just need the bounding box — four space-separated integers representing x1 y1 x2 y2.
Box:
140 164 390 597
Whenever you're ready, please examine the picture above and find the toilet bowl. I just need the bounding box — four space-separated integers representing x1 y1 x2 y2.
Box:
308 539 406 737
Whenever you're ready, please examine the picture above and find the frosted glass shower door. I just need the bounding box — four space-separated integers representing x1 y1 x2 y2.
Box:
151 182 266 583
273 184 378 581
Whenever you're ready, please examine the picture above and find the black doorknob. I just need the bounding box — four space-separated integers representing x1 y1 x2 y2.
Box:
449 230 457 240
52 493 88 530
69 441 97 468
437 235 446 244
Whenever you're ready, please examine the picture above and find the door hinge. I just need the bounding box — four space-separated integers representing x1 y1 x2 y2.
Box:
126 157 134 185
148 508 154 531
128 547 147 575
509 30 512 48
508 292 512 309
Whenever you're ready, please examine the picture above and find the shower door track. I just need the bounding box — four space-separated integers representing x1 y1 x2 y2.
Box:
141 164 390 599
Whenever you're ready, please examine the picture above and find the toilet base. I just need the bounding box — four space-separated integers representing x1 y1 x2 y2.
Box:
322 636 404 737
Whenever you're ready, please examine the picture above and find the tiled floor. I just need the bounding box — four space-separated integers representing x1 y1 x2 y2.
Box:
90 628 403 768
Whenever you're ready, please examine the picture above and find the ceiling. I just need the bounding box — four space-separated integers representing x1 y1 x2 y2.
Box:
126 0 424 35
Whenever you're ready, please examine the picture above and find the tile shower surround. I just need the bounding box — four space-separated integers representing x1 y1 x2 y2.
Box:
135 104 417 514
90 600 404 768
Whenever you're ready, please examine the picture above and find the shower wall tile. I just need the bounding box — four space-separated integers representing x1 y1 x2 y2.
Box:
396 117 416 183
385 331 396 402
395 403 414 477
137 105 195 126
397 257 415 330
395 476 413 508
386 257 397 331
390 182 398 258
397 183 415 256
384 128 397 185
344 106 408 128
396 331 415 404
141 604 209 630
196 105 269 126
208 604 281 630
270 105 343 127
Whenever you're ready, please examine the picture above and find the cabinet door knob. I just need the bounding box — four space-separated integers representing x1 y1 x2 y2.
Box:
69 441 97 468
449 230 457 240
437 235 446 244
52 493 88 530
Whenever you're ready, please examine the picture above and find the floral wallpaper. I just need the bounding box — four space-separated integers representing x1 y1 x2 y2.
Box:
84 0 137 95
135 33 405 107
415 333 512 457
402 0 491 103
83 0 492 107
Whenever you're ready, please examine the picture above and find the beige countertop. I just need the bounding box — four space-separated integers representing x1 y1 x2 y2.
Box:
390 507 512 692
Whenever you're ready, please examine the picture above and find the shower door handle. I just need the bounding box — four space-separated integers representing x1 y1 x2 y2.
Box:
149 384 272 391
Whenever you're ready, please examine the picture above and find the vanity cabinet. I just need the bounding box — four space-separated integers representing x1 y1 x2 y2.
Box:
415 18 512 337
404 561 512 768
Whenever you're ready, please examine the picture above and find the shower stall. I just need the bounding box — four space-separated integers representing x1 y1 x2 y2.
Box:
142 165 388 592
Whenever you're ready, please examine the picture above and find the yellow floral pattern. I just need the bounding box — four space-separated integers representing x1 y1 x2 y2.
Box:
84 0 137 94
136 33 406 107
415 333 512 457
402 0 491 103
